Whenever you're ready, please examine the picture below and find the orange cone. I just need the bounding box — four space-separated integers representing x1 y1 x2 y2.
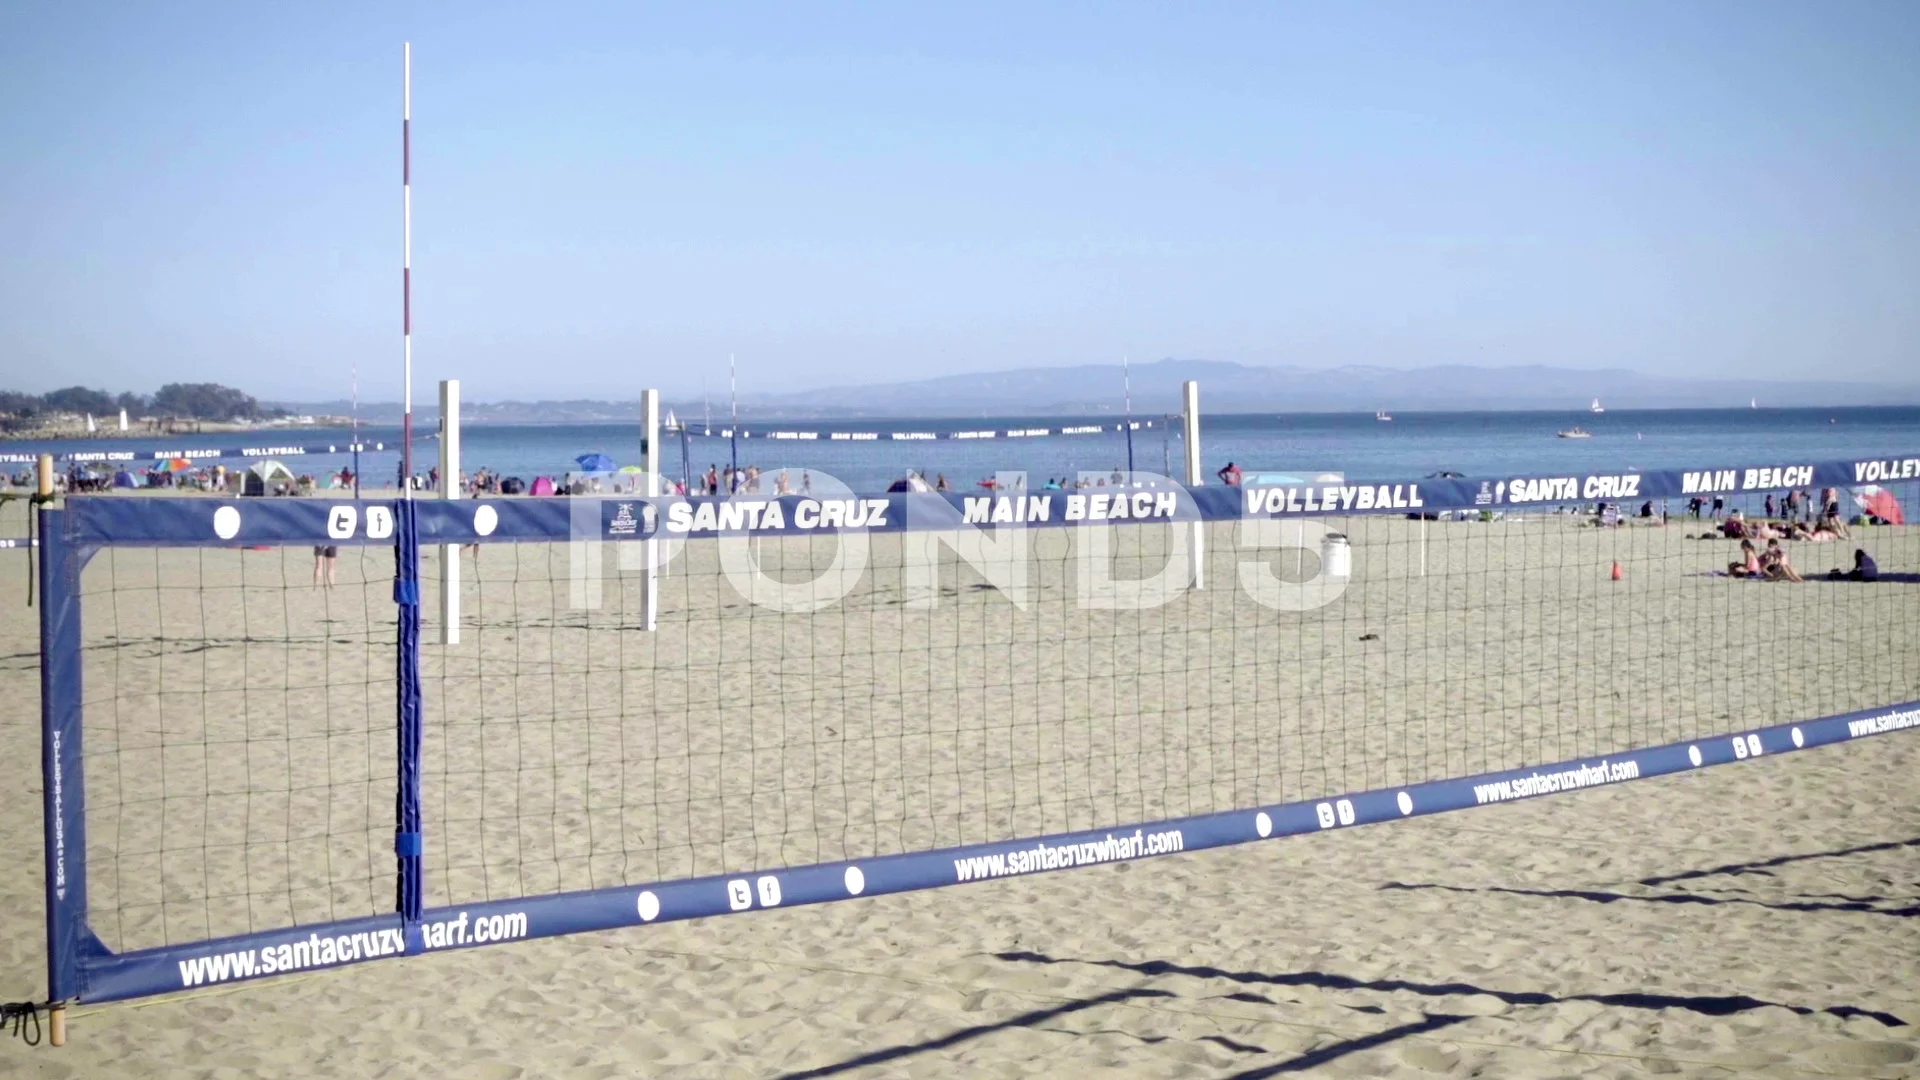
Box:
1610 560 1624 581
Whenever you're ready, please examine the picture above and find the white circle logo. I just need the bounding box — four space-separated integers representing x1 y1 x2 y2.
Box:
1255 812 1272 838
1687 745 1702 767
213 506 241 539
474 504 498 536
844 866 865 895
1791 726 1804 748
637 891 660 922
1396 792 1413 816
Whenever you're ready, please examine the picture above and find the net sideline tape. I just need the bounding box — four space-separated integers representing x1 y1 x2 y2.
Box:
56 449 1920 545
67 699 1920 1003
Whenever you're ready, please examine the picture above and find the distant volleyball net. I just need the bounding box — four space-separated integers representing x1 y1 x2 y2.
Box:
32 415 1920 1010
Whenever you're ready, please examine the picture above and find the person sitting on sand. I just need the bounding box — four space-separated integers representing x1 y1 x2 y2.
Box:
1761 539 1803 582
1728 539 1761 578
1826 548 1878 581
1787 521 1813 542
1720 511 1749 539
1859 549 1879 575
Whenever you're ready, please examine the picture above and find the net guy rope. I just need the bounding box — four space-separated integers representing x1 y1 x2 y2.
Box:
21 403 1920 1033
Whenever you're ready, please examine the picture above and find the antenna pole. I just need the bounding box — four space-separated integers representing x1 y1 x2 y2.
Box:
1123 355 1135 478
351 360 361 498
728 353 739 484
401 42 414 498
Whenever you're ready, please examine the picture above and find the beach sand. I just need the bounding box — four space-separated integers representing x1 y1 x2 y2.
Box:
1 499 1917 1077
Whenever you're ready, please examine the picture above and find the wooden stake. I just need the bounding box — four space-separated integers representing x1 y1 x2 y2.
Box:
49 1003 66 1046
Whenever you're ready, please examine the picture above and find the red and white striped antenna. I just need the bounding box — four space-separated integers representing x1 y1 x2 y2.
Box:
402 42 414 497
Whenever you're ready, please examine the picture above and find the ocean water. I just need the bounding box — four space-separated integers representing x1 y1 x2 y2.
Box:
17 406 1920 494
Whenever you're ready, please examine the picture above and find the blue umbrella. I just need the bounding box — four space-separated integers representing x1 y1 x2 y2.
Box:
575 453 617 473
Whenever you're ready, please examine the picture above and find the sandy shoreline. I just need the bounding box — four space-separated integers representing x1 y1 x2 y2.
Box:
1 500 1916 1076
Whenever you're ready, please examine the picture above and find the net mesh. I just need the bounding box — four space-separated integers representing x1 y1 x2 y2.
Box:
75 481 1920 948
80 544 395 953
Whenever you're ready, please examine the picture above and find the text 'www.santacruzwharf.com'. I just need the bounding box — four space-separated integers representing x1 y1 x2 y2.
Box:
176 911 529 988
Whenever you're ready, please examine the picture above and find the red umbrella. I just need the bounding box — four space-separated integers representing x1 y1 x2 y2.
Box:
1851 486 1905 525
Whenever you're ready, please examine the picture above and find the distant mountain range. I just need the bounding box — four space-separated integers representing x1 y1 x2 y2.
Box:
279 360 1919 422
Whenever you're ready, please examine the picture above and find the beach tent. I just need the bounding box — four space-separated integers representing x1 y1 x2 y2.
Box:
1851 486 1906 525
575 453 617 473
243 460 296 497
530 476 556 497
886 474 933 493
112 470 137 489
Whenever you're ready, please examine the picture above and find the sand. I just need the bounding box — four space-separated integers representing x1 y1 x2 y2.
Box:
1 495 1917 1077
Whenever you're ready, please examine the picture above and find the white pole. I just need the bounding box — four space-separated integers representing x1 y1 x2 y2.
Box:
1182 380 1204 589
640 388 660 630
439 379 460 644
401 42 414 498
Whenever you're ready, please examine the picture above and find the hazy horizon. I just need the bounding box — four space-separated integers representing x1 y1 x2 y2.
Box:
4 3 1916 401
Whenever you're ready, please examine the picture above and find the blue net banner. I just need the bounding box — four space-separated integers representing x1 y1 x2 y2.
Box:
55 449 1920 547
677 420 1160 441
0 440 396 466
64 697 1920 1004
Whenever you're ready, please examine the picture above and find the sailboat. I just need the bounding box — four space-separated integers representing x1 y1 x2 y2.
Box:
665 409 679 431
1590 398 1605 414
1750 398 1758 409
118 408 129 431
85 413 96 433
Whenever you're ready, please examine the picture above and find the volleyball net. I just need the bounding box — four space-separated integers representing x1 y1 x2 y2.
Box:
36 450 1920 1003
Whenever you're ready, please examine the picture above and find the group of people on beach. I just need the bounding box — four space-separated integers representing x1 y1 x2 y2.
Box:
1717 510 1850 543
1686 487 1841 522
1728 538 1878 583
698 465 814 496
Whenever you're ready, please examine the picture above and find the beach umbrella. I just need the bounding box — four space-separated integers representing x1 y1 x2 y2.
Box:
164 457 192 472
575 453 617 473
617 465 646 474
1851 486 1906 525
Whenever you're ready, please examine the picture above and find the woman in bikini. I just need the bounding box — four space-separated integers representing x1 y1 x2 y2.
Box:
1728 539 1762 578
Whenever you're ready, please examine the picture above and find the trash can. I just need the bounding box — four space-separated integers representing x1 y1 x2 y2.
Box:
1321 532 1351 579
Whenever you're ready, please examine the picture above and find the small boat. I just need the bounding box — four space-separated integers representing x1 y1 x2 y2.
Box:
1557 427 1592 439
1590 397 1605 414
1750 398 1759 409
1375 410 1392 422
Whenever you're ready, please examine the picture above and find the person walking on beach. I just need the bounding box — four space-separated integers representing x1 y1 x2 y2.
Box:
1711 495 1725 518
1217 461 1243 486
312 545 338 589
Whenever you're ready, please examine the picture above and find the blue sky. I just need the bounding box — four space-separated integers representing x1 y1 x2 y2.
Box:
2 1 1915 401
